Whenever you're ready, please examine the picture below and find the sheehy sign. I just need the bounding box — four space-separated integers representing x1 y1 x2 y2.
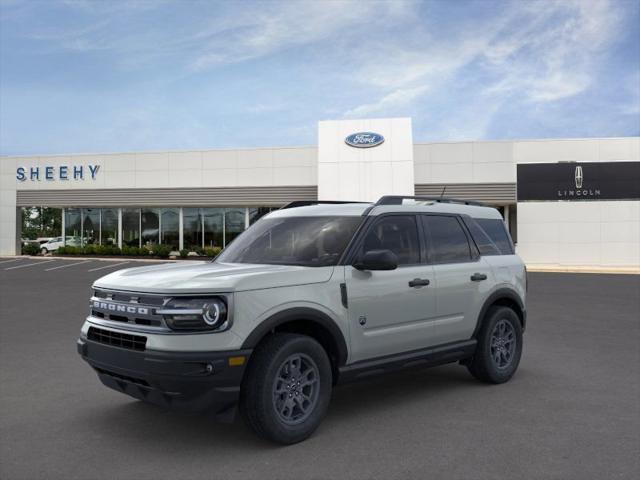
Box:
517 161 640 201
16 164 100 182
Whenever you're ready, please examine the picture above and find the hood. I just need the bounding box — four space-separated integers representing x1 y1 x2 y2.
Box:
93 261 336 294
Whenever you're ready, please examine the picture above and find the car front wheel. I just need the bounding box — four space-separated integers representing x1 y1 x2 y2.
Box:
239 333 332 444
40 248 48 255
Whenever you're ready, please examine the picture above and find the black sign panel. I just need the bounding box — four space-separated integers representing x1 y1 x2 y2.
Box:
517 161 640 201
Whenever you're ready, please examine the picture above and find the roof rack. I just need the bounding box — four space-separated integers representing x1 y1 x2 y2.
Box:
280 200 370 210
375 195 486 207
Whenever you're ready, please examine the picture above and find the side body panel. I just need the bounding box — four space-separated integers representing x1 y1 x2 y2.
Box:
430 257 495 345
344 264 437 363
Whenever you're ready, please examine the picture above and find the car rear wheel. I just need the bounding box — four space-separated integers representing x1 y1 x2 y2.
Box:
467 306 523 384
239 333 332 444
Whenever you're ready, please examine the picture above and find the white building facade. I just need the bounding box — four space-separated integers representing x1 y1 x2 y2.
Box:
1 118 638 269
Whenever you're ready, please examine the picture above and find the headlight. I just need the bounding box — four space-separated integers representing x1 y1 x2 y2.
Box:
157 297 229 332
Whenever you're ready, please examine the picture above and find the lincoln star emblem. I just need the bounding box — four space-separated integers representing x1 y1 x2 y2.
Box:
575 166 583 189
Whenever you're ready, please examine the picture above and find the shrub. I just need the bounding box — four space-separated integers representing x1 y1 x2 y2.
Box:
22 243 41 256
83 244 96 255
107 245 122 255
204 247 222 258
179 249 189 258
61 246 80 255
153 244 171 259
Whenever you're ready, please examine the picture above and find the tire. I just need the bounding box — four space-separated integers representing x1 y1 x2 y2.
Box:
467 306 523 384
41 248 48 255
239 333 332 444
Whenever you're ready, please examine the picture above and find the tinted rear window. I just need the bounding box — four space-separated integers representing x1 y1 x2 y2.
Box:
474 218 514 255
423 215 472 264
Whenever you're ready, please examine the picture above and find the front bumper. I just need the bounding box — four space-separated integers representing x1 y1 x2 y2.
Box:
77 337 251 416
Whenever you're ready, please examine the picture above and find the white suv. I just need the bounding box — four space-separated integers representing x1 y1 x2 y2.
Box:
40 236 80 254
78 196 527 444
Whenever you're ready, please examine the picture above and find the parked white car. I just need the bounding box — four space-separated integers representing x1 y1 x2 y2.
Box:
40 236 80 254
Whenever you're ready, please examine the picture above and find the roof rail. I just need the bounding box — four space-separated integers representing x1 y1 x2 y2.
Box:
375 195 486 207
280 200 370 210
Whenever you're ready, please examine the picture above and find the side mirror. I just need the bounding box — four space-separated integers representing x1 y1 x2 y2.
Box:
353 249 398 271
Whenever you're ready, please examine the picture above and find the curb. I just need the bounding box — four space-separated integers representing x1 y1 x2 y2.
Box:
0 255 178 263
526 266 640 275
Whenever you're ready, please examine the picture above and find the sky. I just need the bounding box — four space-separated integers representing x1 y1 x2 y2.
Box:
0 0 639 155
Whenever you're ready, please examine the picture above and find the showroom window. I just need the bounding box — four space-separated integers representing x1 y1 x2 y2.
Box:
141 208 160 247
225 208 246 246
160 208 179 249
101 209 118 246
82 208 100 245
203 208 224 248
64 208 81 246
183 208 203 250
122 208 140 247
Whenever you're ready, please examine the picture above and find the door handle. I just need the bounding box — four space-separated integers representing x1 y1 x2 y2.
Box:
408 278 430 288
470 273 488 282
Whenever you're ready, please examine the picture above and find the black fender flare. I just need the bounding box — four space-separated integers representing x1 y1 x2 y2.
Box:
472 288 526 338
241 307 349 366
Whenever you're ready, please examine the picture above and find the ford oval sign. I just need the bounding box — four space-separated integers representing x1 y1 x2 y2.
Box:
345 132 385 148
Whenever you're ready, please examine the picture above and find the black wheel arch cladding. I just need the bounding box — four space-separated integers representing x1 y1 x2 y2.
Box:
241 307 349 368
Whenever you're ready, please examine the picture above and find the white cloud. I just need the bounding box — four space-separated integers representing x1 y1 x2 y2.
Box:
189 1 413 71
344 85 429 118
342 0 625 131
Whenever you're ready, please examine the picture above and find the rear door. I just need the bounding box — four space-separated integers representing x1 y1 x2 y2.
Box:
421 214 493 345
345 214 437 363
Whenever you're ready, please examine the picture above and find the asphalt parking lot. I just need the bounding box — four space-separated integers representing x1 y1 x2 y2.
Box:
0 258 638 480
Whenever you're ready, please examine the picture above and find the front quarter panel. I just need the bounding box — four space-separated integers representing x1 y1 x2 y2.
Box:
231 268 349 359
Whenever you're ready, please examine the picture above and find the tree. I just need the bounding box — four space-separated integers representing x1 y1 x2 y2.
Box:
21 207 62 239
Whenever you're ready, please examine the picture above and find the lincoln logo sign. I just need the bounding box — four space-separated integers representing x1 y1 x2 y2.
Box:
16 164 100 182
345 132 385 148
516 162 640 202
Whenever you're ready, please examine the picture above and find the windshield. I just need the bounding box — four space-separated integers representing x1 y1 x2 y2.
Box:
216 216 362 267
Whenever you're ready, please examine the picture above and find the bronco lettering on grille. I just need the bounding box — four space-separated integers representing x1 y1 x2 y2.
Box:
92 300 149 315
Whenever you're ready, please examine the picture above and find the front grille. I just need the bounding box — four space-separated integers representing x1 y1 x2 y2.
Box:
88 326 147 351
90 288 168 331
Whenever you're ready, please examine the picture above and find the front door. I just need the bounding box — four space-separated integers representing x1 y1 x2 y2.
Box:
345 214 437 363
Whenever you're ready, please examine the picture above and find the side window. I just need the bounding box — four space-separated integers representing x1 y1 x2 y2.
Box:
475 218 514 255
361 215 420 265
463 218 501 256
423 215 472 264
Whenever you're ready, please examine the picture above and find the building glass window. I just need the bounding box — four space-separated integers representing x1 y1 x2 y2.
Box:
122 208 140 247
160 208 179 250
64 208 82 246
203 208 224 248
249 207 272 225
101 208 118 246
82 208 100 245
183 208 202 250
141 208 160 247
224 208 246 246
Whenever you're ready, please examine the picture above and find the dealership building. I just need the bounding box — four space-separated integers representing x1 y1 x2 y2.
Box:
1 118 639 269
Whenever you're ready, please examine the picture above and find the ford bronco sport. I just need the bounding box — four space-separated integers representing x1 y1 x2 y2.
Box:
77 196 527 444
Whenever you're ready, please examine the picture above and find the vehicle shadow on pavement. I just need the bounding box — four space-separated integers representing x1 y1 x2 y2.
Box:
75 363 494 450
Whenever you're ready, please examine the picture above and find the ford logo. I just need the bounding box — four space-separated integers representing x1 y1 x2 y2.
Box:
345 132 385 148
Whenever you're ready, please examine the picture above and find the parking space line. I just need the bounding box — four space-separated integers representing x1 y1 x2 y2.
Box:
87 262 129 272
0 258 25 265
5 260 56 270
44 260 92 271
